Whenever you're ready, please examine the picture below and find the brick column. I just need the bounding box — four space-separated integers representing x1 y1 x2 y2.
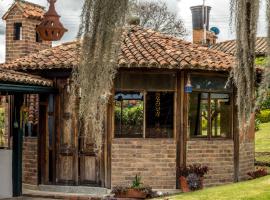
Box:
22 137 38 185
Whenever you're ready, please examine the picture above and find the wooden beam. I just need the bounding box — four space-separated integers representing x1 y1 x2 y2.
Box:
12 94 24 197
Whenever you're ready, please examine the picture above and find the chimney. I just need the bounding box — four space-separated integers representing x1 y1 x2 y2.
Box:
190 5 217 46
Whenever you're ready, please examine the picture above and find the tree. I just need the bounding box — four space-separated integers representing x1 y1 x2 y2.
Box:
230 0 270 136
129 0 186 38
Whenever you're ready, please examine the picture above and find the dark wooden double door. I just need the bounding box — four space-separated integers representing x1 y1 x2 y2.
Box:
39 92 98 186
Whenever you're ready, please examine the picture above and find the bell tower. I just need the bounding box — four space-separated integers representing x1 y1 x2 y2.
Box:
2 1 52 62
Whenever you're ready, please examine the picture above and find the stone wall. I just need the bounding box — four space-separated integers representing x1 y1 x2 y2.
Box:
186 140 234 187
22 137 38 185
238 142 255 180
111 139 176 189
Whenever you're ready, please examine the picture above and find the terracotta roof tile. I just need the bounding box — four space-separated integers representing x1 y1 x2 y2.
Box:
1 26 235 71
211 37 268 56
0 69 53 86
2 0 45 20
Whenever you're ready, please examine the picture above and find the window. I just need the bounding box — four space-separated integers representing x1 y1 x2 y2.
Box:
114 72 175 138
114 92 144 138
188 75 232 139
36 25 42 43
14 23 22 40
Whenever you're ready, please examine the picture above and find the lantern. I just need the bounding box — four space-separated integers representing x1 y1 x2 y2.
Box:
36 0 67 41
184 74 193 93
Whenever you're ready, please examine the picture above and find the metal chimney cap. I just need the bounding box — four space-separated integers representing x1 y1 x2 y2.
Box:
190 5 212 11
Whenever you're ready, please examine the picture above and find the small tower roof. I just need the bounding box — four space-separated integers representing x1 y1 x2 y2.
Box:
2 0 45 20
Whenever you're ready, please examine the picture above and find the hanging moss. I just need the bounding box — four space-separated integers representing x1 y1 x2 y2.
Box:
230 0 260 136
75 0 129 155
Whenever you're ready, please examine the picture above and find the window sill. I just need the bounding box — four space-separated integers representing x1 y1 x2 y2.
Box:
188 137 233 141
113 137 174 140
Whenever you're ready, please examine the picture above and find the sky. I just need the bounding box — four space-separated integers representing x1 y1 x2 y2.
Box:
0 0 268 62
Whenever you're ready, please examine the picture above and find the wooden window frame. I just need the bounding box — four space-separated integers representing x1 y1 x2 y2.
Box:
187 73 234 141
113 72 177 139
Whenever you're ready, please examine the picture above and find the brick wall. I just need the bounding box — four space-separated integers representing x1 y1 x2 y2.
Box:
22 137 38 185
4 5 51 62
238 142 255 180
111 139 176 189
193 29 217 46
186 140 234 187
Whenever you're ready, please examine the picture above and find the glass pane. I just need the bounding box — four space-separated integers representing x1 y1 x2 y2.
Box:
191 75 230 91
210 93 231 138
189 93 209 137
115 72 175 91
114 92 144 138
145 92 174 138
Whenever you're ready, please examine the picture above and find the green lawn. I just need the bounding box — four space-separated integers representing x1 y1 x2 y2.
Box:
163 176 270 200
256 122 270 153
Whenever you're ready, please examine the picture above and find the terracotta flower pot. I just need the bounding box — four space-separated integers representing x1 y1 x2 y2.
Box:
115 188 147 199
179 176 190 193
199 177 204 189
126 188 147 199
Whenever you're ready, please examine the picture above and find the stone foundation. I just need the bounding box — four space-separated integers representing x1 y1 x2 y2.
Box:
111 139 176 189
186 140 234 187
22 137 38 185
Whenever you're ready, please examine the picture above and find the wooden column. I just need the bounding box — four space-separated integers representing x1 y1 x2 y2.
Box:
12 94 24 197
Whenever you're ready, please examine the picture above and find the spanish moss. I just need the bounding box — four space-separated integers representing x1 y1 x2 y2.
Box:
75 0 129 155
230 0 260 136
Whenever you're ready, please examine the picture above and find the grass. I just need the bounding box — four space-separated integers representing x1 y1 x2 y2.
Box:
162 176 270 200
255 122 270 153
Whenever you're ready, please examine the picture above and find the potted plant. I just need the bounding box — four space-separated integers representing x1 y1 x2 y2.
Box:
112 175 153 199
178 164 209 192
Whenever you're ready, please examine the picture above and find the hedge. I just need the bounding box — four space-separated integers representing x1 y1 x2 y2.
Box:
257 109 270 123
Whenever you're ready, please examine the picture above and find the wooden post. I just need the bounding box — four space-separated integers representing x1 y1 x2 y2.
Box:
12 93 24 197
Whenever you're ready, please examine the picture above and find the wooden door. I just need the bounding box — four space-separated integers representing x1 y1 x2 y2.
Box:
55 79 101 186
56 86 78 185
39 94 56 184
79 133 98 185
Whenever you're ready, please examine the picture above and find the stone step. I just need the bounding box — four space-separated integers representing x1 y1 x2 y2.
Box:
38 185 110 196
22 184 111 200
23 189 106 200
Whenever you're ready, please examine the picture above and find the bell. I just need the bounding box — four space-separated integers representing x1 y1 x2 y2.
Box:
36 0 67 41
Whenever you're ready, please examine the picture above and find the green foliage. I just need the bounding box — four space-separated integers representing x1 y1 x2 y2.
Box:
115 103 143 126
255 57 268 66
257 109 270 123
131 175 143 189
261 93 270 110
255 118 261 131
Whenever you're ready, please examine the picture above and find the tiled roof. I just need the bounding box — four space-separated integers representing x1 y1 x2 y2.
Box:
0 69 53 86
1 26 235 71
2 0 45 20
210 37 268 56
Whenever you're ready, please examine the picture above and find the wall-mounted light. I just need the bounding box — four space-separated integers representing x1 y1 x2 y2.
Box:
184 74 193 93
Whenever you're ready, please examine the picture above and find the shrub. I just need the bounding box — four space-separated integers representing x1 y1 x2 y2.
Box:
256 109 270 123
179 164 209 178
247 168 268 179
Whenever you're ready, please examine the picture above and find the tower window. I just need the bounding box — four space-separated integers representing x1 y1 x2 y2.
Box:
14 23 22 40
36 25 42 43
